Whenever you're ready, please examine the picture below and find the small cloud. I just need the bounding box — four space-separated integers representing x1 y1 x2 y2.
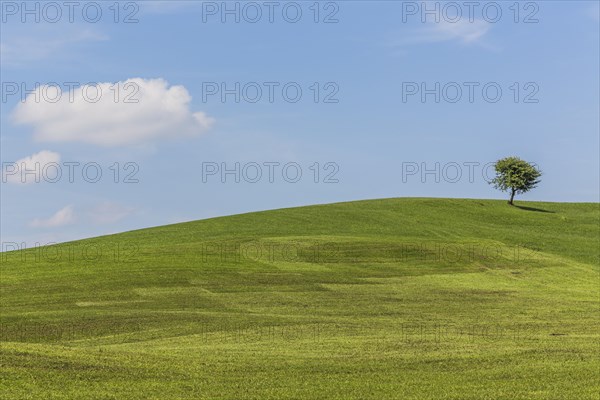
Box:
13 78 214 147
2 150 61 184
89 202 135 225
391 19 493 48
432 19 491 44
30 206 75 228
0 29 108 67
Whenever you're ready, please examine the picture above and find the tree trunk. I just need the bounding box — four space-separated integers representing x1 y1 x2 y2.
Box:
509 188 516 205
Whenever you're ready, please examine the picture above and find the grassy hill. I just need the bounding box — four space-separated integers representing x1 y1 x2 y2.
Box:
1 198 599 399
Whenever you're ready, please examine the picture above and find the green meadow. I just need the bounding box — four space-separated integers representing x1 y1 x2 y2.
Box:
1 198 599 399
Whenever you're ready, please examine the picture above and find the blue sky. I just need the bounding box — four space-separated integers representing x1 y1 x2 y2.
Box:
1 0 599 246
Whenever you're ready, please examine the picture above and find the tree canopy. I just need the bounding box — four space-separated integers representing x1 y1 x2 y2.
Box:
490 157 542 205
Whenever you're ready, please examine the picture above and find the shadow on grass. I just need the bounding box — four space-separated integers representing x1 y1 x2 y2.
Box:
514 205 555 213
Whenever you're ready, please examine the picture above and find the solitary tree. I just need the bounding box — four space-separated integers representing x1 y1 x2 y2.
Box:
490 157 541 205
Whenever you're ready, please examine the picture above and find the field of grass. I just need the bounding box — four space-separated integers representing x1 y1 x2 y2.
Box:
1 198 599 399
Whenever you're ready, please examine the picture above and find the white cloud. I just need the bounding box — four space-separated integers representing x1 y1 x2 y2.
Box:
30 206 75 228
13 78 214 147
0 29 108 67
2 150 61 185
89 202 135 225
392 19 492 47
431 19 491 44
